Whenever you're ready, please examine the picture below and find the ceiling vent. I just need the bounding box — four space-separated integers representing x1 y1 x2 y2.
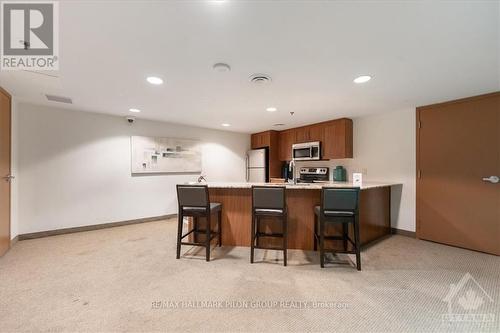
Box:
249 73 272 85
46 94 73 104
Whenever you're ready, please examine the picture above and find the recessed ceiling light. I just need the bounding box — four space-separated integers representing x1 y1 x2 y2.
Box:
146 76 163 85
266 107 277 112
129 108 141 113
353 75 372 84
221 123 231 127
213 63 231 72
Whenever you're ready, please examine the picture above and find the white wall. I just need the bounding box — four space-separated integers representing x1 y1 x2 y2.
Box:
12 103 249 236
10 98 19 240
11 103 415 237
296 108 416 232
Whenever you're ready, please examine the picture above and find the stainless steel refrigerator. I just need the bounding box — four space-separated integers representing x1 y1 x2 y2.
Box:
246 148 268 182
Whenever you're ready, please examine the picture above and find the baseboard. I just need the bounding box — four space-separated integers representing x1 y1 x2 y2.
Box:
18 214 176 240
391 227 416 238
10 235 19 247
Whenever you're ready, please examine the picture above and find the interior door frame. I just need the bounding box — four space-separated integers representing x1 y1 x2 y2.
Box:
0 86 11 252
416 91 500 239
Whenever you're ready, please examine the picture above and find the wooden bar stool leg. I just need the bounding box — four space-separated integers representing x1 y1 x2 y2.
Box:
206 214 211 262
250 212 255 263
176 213 183 259
313 214 318 251
283 213 287 267
319 217 325 268
354 215 361 271
342 223 348 251
218 210 222 247
193 216 198 243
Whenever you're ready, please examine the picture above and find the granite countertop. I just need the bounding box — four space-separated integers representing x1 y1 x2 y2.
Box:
183 181 400 190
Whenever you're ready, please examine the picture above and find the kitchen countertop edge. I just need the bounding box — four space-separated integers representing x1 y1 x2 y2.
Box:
183 181 401 190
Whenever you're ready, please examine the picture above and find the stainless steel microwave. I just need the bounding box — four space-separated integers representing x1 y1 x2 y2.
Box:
292 141 321 160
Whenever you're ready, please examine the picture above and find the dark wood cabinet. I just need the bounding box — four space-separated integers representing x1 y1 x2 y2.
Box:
256 118 353 162
323 118 353 159
278 129 295 161
294 127 309 143
251 131 270 149
308 124 324 142
294 124 323 143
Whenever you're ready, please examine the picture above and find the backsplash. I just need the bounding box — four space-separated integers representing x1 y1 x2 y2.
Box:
295 159 367 182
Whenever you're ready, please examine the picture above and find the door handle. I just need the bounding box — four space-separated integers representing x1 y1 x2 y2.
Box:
3 174 15 182
482 176 499 184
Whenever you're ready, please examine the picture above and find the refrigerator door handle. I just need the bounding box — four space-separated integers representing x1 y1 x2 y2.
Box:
245 154 249 182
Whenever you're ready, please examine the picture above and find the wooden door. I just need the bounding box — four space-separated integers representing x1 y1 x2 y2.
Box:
417 92 500 255
0 87 11 256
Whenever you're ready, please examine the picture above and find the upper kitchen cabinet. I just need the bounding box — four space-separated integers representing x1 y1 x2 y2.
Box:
323 118 353 159
294 124 324 143
294 127 309 143
255 117 353 161
251 131 271 149
308 124 324 142
278 129 295 161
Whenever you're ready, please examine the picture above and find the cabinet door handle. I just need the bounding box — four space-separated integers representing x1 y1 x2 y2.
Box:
482 176 499 184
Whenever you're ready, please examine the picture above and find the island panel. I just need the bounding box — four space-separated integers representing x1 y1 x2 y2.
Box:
189 186 391 251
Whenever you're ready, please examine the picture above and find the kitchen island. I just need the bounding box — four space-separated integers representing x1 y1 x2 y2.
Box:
188 181 399 251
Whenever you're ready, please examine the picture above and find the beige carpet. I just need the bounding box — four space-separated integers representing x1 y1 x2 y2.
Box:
0 218 498 333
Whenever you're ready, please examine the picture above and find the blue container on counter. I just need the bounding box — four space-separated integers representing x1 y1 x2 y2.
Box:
333 166 346 181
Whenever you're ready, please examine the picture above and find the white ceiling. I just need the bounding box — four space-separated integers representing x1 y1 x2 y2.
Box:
1 0 499 133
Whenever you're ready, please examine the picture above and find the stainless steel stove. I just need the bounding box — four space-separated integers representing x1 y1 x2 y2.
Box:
297 167 329 183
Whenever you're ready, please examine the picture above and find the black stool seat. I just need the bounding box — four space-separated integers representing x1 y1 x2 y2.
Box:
183 202 222 213
255 208 284 216
314 206 354 217
176 184 222 261
314 187 361 270
251 186 288 266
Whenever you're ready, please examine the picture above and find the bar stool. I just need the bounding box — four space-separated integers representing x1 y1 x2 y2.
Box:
314 187 361 270
251 186 288 266
176 184 222 261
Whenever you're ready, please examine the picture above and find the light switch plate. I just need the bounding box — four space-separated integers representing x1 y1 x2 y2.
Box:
353 173 363 186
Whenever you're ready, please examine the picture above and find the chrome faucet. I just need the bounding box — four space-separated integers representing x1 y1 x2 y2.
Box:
197 175 207 183
288 159 296 184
